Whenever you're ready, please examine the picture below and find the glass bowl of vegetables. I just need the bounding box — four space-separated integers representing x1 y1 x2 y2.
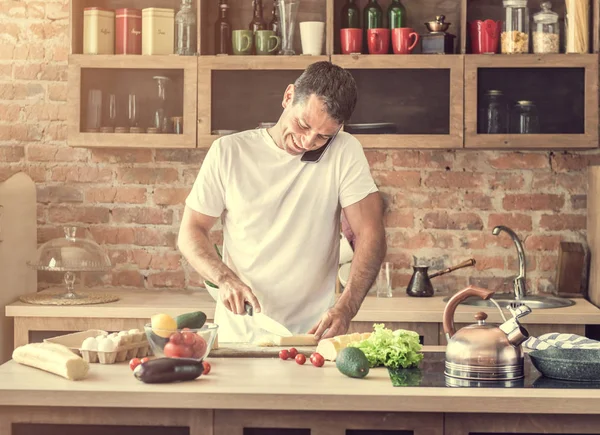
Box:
144 323 218 360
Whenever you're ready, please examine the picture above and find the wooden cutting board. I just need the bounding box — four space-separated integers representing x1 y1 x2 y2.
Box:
209 342 317 358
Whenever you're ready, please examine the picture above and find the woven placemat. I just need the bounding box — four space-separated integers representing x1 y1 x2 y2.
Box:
20 291 120 305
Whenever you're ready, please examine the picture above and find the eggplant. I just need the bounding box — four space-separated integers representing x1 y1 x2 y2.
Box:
134 357 204 384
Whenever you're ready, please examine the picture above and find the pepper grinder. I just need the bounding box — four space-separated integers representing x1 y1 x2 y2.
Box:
421 15 456 54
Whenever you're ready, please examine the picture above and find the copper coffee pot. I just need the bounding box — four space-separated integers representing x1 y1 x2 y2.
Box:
443 286 532 381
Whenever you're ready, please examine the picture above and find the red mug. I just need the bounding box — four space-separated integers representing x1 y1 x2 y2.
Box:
392 28 419 54
367 28 390 54
469 20 501 54
341 28 363 54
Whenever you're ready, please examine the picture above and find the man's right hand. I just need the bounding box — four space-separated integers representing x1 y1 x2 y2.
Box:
219 279 261 315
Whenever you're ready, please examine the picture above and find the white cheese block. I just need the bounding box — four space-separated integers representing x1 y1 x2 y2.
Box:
315 332 372 361
272 334 318 346
12 342 90 381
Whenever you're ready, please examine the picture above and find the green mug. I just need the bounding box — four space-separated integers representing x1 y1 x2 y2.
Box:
233 30 253 55
255 30 281 55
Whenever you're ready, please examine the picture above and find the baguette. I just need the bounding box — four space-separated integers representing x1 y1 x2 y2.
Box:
316 332 371 361
13 342 90 381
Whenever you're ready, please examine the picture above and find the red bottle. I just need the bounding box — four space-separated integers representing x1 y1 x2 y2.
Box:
115 8 142 55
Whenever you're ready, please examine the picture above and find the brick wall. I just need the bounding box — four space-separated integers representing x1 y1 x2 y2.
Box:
1 0 599 296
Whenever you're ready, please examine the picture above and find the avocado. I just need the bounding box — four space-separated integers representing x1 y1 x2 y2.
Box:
175 311 207 329
336 347 370 379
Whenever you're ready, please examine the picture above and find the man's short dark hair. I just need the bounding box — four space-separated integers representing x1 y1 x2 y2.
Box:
292 61 357 124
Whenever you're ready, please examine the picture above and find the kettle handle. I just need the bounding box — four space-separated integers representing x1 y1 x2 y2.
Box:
443 286 495 338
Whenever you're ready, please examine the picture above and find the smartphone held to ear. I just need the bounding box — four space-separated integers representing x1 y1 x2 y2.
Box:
301 126 341 163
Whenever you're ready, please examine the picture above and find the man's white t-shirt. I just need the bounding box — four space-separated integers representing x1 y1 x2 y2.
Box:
185 128 378 343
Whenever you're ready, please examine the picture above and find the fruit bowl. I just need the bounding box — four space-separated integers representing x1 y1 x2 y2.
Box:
144 323 219 360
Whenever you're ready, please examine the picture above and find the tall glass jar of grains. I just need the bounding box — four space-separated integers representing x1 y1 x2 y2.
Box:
501 0 530 53
533 2 559 53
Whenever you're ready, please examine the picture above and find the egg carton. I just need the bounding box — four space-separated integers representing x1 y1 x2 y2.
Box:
44 329 152 365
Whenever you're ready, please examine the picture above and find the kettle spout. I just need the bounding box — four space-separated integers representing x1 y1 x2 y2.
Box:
499 319 530 347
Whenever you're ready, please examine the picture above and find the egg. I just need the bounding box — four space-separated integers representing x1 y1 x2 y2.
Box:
98 338 116 352
128 329 140 335
81 337 97 351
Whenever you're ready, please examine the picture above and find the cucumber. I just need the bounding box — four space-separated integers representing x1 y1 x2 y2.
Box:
133 358 204 383
175 311 207 329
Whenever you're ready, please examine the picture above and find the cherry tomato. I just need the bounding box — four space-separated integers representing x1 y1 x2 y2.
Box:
288 347 298 358
182 331 196 346
279 349 289 360
129 358 141 371
140 357 150 364
310 352 325 367
181 327 191 331
202 361 211 375
169 331 183 344
295 353 306 365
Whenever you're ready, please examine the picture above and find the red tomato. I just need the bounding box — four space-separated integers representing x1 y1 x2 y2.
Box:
295 354 306 365
202 361 211 375
129 358 141 371
169 332 183 344
140 357 150 364
163 342 183 358
288 347 298 358
192 336 208 358
310 352 325 367
279 349 289 360
181 345 195 358
182 331 196 346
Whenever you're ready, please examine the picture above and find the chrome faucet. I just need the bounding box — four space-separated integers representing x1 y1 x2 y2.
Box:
492 225 527 299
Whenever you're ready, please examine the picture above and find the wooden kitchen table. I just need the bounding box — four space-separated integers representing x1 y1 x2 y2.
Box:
0 347 599 435
5 287 600 348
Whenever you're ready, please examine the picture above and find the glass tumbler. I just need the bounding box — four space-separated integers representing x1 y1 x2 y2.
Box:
376 262 393 298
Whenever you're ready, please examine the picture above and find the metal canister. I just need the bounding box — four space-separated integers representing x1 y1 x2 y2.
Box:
142 8 175 55
115 8 142 55
83 7 115 55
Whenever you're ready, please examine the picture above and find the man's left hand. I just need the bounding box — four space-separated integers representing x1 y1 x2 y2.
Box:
308 305 352 340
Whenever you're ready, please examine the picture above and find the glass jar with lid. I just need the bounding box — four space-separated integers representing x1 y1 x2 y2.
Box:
511 100 540 133
533 2 559 53
478 90 509 134
501 0 530 53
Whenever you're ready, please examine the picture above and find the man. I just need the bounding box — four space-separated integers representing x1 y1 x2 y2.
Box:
178 61 386 343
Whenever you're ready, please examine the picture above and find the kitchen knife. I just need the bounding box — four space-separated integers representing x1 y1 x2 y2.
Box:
245 302 293 337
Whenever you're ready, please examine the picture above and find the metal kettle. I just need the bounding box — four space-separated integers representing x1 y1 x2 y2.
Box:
443 286 531 381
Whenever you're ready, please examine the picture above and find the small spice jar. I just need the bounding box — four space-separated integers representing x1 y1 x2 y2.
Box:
147 127 161 134
115 126 130 134
501 0 530 54
532 2 559 53
83 7 115 55
142 8 175 55
130 126 145 134
116 8 142 55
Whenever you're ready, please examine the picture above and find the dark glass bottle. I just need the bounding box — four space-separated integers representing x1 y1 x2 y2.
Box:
341 0 360 28
364 0 383 29
267 0 280 37
215 2 232 55
388 0 406 30
249 0 267 33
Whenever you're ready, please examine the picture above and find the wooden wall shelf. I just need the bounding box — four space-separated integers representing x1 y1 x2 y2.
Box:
66 0 600 150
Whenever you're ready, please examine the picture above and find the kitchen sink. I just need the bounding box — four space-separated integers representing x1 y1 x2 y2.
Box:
442 293 575 309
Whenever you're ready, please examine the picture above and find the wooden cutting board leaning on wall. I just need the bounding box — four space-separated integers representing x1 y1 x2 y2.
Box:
0 172 37 363
589 166 600 309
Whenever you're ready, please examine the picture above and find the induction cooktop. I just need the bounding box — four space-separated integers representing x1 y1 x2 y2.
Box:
388 352 600 389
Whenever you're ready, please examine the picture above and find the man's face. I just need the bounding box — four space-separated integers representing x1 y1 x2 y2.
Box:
278 86 341 156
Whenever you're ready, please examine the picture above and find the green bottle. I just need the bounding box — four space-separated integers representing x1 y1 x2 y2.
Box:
388 0 406 30
363 0 383 29
341 0 360 29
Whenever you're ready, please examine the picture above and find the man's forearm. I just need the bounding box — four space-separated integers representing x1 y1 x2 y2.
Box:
336 227 386 318
178 228 238 288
